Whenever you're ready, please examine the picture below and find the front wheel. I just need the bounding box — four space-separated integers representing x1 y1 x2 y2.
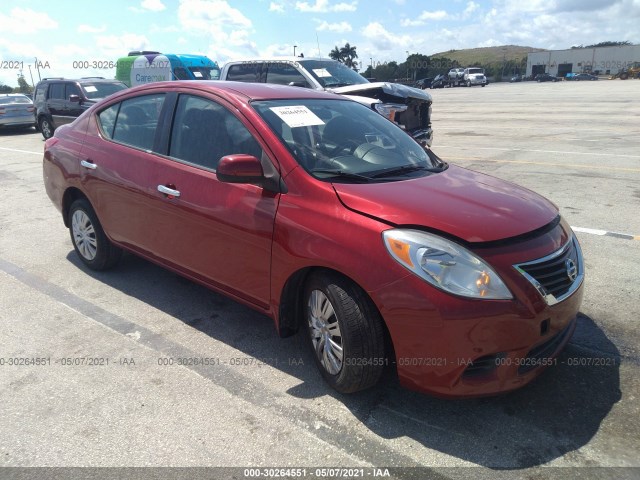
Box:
466 81 471 87
304 272 385 393
69 199 122 270
39 117 54 139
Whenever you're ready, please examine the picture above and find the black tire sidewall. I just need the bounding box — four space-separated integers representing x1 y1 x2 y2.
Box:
303 272 384 393
68 199 120 270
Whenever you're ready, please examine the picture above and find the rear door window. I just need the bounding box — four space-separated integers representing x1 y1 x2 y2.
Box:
49 84 65 100
111 94 165 150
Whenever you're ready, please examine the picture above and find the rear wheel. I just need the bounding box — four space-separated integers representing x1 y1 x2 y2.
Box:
39 117 54 139
304 272 385 393
68 199 122 270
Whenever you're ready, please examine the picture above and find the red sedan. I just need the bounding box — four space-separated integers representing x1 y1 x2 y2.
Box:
43 81 584 397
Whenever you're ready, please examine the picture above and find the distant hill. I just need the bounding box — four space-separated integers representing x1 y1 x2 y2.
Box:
431 45 546 66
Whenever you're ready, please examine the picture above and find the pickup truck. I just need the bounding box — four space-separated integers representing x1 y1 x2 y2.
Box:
220 57 433 146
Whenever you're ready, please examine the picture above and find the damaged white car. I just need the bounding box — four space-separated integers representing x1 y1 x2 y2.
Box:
221 58 434 146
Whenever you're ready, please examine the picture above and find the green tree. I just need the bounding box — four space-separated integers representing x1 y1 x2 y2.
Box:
14 75 33 94
0 84 13 93
339 42 359 71
329 46 342 62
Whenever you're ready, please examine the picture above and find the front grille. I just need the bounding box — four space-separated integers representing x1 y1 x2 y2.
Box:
514 236 583 306
518 318 575 374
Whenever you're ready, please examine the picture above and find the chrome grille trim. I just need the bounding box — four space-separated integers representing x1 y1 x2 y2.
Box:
513 235 584 306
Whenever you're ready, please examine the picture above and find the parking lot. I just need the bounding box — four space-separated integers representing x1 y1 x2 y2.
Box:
0 80 639 479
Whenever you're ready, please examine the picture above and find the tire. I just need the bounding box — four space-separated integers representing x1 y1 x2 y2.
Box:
304 272 385 393
39 117 54 140
481 84 486 87
466 81 471 87
68 199 122 270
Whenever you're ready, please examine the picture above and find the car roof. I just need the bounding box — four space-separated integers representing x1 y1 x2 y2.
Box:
124 80 346 102
0 93 30 97
38 78 125 84
225 57 330 64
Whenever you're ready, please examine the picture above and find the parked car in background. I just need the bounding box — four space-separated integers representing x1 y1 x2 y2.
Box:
221 58 433 146
0 94 35 130
447 67 465 87
535 73 559 82
33 77 127 139
430 74 447 89
573 73 598 81
509 75 522 83
414 77 433 89
43 81 584 398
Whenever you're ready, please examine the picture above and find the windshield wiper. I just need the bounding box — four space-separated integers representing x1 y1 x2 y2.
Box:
311 169 372 182
370 164 441 179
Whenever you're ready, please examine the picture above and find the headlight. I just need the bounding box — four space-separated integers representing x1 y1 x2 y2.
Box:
374 103 408 123
383 229 512 300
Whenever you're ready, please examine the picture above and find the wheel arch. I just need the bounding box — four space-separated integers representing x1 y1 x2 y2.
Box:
62 187 90 228
276 266 396 364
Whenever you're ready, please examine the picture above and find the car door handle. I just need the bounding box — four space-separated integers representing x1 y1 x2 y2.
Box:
80 160 97 170
157 185 181 198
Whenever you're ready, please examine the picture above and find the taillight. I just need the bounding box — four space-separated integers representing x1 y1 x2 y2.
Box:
27 106 34 112
0 108 5 115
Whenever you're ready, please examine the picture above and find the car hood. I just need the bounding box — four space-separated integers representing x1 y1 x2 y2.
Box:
329 82 432 103
332 165 558 243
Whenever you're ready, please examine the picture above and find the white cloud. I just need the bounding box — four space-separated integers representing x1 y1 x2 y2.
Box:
0 8 58 35
269 2 285 12
316 21 352 32
463 1 480 18
141 0 166 11
179 0 252 30
95 34 150 58
178 0 258 61
296 0 357 13
401 10 448 27
77 24 106 33
361 22 412 51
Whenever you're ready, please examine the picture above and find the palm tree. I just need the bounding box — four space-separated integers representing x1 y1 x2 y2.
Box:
339 43 359 71
329 46 342 62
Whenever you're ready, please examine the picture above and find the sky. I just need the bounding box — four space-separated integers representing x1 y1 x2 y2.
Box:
1 0 639 87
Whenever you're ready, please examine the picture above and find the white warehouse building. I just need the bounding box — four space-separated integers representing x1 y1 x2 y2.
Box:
526 44 640 78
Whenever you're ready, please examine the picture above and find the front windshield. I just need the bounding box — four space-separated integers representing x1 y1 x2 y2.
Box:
467 68 483 74
252 98 445 182
299 60 369 88
81 82 127 100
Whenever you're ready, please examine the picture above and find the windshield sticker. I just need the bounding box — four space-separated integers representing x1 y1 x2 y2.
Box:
312 68 332 78
270 106 325 128
84 86 98 92
193 71 203 78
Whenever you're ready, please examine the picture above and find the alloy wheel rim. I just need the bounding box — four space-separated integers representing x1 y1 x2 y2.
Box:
72 210 97 261
41 121 52 137
308 289 343 375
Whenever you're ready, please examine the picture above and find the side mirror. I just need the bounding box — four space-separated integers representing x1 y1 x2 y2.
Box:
217 154 264 184
69 95 81 103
